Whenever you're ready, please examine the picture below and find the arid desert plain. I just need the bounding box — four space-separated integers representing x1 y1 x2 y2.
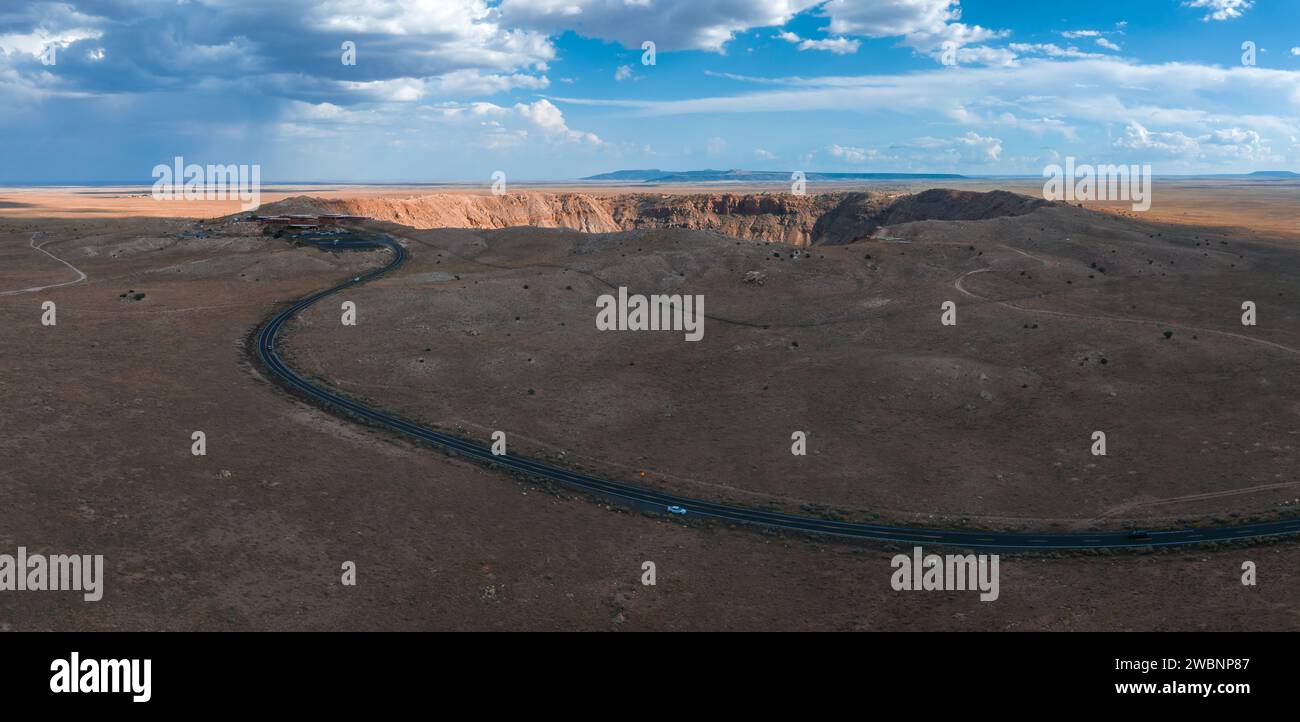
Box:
2 180 1299 631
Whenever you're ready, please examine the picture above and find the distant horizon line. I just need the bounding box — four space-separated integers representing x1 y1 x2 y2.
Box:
3 171 1298 188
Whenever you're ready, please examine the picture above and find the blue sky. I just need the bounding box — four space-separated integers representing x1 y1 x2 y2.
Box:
2 0 1299 182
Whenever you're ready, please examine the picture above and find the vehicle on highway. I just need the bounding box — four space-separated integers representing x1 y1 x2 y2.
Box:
251 235 1300 551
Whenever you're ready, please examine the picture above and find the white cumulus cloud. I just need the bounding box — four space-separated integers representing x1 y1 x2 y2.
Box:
774 31 860 54
1182 0 1254 22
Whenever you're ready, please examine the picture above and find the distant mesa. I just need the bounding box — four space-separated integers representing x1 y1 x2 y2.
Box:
586 168 1300 182
1190 170 1300 179
581 168 967 182
583 169 672 181
1243 170 1300 178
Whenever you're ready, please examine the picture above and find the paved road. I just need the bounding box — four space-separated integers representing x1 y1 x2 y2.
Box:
253 232 1300 551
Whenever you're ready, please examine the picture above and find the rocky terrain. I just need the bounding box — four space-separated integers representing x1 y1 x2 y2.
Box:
262 189 1050 246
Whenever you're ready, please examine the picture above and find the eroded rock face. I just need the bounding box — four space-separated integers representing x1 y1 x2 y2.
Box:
260 189 1051 246
606 193 842 245
809 192 895 246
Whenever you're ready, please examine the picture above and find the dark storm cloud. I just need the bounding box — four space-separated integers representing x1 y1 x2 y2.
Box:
0 0 553 104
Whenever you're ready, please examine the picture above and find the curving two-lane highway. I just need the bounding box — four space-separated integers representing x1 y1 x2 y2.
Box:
253 231 1300 551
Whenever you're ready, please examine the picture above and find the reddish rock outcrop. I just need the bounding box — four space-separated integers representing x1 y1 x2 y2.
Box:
259 189 1050 246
